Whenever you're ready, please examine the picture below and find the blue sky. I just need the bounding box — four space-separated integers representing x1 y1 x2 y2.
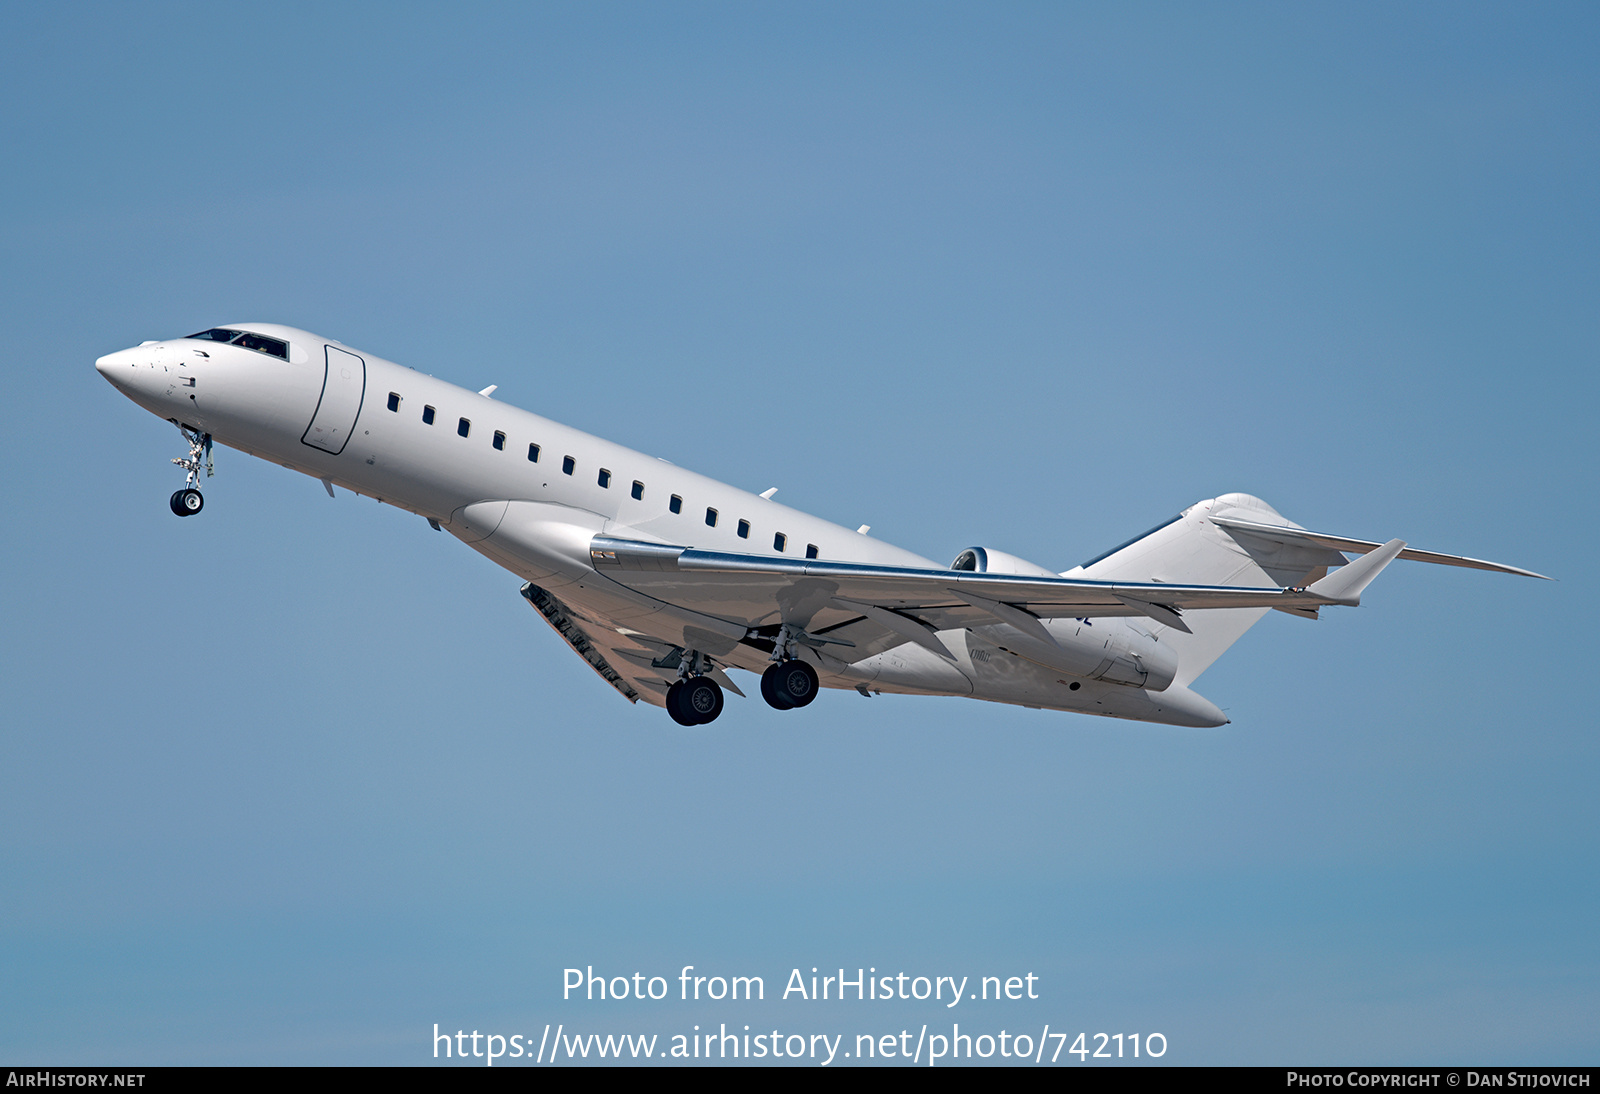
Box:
1 1 1595 1065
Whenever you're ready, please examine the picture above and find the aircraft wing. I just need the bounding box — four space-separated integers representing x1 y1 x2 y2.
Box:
586 535 1407 662
520 581 745 708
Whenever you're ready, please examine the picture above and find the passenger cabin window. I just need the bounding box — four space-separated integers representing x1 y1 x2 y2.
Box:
806 544 819 559
528 443 540 463
774 533 787 552
669 495 682 514
631 481 644 501
562 456 575 475
737 519 750 539
387 392 400 412
598 468 611 488
492 431 505 451
185 328 289 360
422 405 436 425
458 418 471 438
705 508 718 528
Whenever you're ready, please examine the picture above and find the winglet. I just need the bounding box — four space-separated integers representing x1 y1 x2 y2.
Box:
1306 538 1406 606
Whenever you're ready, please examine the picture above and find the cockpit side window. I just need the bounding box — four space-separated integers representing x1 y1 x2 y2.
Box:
234 332 288 359
185 328 289 360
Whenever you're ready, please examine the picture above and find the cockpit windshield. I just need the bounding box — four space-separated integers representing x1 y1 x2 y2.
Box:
186 328 289 360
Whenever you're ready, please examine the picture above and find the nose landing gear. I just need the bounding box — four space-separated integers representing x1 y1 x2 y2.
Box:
169 488 204 516
168 425 212 517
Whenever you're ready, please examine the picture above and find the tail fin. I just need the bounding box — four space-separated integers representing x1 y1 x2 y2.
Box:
1062 493 1347 687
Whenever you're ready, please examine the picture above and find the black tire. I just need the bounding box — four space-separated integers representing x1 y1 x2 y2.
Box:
681 677 724 724
761 663 796 710
776 659 820 708
170 489 203 516
666 681 698 726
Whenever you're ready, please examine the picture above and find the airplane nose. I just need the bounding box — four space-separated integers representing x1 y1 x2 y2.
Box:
95 347 143 393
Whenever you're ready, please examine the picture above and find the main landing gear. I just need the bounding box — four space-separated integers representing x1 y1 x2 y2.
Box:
666 676 724 726
659 630 825 725
761 659 818 710
168 424 212 518
664 649 725 726
760 624 820 710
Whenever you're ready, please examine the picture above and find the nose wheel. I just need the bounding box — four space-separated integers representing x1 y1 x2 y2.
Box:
169 489 204 516
168 424 213 516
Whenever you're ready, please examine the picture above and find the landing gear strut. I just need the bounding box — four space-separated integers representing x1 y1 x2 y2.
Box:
168 424 212 517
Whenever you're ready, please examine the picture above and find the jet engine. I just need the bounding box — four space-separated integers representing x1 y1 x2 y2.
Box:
951 548 1179 690
950 546 1059 578
973 617 1180 691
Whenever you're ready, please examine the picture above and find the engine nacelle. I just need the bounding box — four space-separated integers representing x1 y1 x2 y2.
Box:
952 547 1178 690
950 546 1059 578
973 616 1180 692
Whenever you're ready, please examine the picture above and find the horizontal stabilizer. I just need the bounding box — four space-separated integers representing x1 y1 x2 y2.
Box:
1211 515 1548 579
1306 539 1405 605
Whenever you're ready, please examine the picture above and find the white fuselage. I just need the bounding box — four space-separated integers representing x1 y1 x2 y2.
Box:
96 324 1229 727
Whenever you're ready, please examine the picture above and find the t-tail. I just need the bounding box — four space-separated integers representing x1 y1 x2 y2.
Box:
1062 492 1547 693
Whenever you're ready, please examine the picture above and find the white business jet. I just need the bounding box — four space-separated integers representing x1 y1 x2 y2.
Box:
95 324 1545 728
